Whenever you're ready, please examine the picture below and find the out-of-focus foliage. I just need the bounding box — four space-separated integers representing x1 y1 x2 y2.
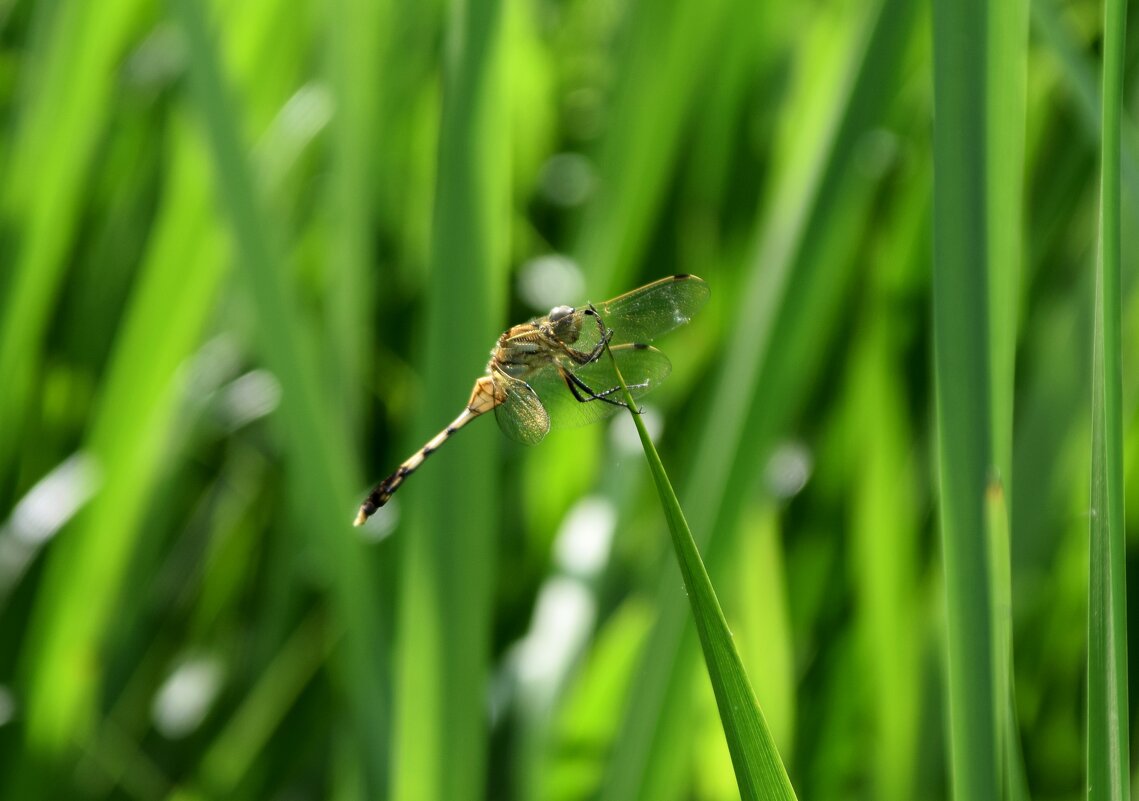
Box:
0 0 1132 799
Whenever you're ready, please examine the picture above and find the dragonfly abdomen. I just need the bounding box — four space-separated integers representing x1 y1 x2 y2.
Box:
353 376 505 526
353 414 471 524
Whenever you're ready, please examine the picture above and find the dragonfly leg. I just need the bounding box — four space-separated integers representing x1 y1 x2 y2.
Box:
567 305 614 365
559 366 647 411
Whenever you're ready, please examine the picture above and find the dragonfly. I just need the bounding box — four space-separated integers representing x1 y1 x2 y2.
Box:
353 274 709 526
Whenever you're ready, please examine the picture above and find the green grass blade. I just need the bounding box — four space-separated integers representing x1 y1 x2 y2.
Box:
848 320 923 801
20 121 226 754
324 0 385 432
0 0 144 478
1087 0 1131 794
987 479 1030 801
599 1 918 796
606 346 797 801
194 612 334 796
930 0 1023 794
986 0 1027 490
1032 0 1139 221
574 0 734 294
392 0 508 799
172 1 389 792
988 0 1029 797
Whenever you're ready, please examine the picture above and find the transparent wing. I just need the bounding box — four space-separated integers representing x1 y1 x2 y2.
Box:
523 344 672 430
493 368 551 445
592 274 709 345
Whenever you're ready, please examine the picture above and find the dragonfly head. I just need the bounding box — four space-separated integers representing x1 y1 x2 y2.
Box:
546 305 581 344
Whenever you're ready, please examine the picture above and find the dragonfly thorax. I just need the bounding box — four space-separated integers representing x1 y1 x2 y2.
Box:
490 306 588 379
491 323 559 377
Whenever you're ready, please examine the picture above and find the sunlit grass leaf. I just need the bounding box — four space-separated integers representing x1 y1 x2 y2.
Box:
1087 0 1131 796
607 345 797 801
392 1 510 800
172 0 389 793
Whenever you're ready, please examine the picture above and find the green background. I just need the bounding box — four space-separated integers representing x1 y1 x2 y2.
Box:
0 0 1131 798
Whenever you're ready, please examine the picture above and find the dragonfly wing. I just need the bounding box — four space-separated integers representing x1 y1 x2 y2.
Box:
526 344 672 430
493 369 551 445
593 274 709 345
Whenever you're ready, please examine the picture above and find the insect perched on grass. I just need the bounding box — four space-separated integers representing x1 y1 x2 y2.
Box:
353 274 710 526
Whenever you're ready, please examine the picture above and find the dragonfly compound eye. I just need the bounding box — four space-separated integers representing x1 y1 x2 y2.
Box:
547 305 582 344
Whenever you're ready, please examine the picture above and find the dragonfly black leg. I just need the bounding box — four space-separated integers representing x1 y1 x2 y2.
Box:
572 305 613 365
559 366 647 410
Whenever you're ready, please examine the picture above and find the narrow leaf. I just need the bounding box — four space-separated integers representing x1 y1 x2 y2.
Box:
606 344 798 801
1087 0 1130 795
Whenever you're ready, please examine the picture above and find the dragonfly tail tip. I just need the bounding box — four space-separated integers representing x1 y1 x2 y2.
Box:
352 509 368 527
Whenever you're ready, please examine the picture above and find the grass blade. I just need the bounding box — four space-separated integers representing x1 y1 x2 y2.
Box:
324 0 385 432
21 122 226 754
848 320 923 801
988 0 1029 797
930 0 1027 792
1087 0 1131 794
172 1 389 792
575 0 734 293
987 479 1030 801
392 0 509 799
599 1 918 796
986 0 1027 490
0 0 144 478
606 345 797 801
1032 0 1139 228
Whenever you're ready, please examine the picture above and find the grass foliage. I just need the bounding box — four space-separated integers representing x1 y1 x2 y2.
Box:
1088 0 1131 797
608 343 796 800
0 0 1134 799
